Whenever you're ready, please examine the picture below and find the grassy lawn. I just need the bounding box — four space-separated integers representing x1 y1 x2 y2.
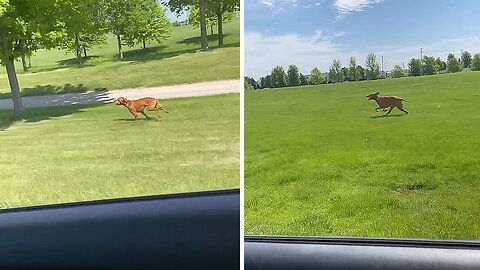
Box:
0 94 239 209
245 71 480 240
0 18 240 99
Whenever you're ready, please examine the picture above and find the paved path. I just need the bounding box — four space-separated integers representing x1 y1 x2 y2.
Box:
0 80 240 109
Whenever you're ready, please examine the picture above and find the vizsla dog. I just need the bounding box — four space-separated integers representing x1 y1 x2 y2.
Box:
114 97 169 120
366 91 408 115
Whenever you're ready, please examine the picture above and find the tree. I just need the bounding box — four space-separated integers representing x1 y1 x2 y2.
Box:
309 68 324 85
421 56 437 75
365 53 380 80
356 65 366 80
287 64 300 87
436 57 446 72
123 1 171 49
270 66 287 88
329 59 343 83
209 0 238 46
0 0 59 117
188 6 218 35
447 53 461 73
105 0 136 59
164 0 209 50
391 65 405 78
341 67 348 81
471 53 480 71
461 50 472 68
258 77 265 89
244 76 257 90
348 56 359 81
299 73 308 86
408 58 421 76
264 75 272 88
53 0 109 64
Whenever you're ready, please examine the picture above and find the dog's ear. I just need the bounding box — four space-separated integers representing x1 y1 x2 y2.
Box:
375 91 379 95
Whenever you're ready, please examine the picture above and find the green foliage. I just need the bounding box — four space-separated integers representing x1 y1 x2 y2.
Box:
408 58 422 76
264 75 272 88
244 76 257 90
287 64 300 87
270 66 287 88
447 53 462 73
436 57 446 71
187 5 234 31
356 65 366 80
461 50 472 68
309 67 324 85
123 1 171 48
365 53 380 80
299 73 308 86
471 53 480 71
391 65 405 78
348 56 359 81
421 56 437 75
329 59 343 83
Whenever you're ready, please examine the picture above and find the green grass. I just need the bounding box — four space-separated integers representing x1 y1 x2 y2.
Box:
0 18 240 98
245 71 480 240
0 94 239 209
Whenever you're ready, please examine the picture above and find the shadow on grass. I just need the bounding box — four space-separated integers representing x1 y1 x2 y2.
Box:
370 114 406 119
25 56 105 74
57 56 104 68
177 34 232 46
113 116 161 122
0 84 109 100
0 103 105 131
123 34 239 63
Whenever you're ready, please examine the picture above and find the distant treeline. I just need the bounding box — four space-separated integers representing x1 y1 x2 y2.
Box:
245 51 480 90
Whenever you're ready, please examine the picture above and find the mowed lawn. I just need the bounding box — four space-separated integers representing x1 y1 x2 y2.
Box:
0 18 240 98
0 94 239 209
245 71 480 240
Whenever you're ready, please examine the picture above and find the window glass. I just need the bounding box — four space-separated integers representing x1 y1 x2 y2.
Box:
244 0 480 240
0 0 240 210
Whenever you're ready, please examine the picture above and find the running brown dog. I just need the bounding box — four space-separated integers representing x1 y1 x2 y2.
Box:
114 97 169 120
366 91 408 115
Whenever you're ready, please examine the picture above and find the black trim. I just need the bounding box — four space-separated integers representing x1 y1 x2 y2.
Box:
0 188 239 213
245 235 480 249
0 189 240 270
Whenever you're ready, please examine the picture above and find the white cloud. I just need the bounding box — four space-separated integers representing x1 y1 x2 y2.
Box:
257 0 321 13
245 31 343 78
334 0 383 15
333 31 347 37
259 0 275 6
245 31 480 78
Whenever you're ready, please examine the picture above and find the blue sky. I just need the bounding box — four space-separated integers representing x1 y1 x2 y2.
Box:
245 0 480 78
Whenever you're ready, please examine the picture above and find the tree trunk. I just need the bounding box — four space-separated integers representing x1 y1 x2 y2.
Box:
199 0 208 51
83 46 87 58
142 38 146 49
2 29 24 117
217 8 224 47
21 54 28 72
28 54 32 68
116 34 124 59
210 25 214 35
74 33 82 64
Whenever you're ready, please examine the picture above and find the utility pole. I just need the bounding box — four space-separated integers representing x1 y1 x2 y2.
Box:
420 47 423 60
381 56 384 77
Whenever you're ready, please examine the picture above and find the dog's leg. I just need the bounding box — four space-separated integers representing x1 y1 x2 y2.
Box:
397 106 408 114
385 106 394 115
140 111 151 119
375 107 382 112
